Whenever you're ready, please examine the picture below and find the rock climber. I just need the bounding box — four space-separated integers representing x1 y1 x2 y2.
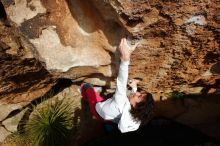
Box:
80 38 155 133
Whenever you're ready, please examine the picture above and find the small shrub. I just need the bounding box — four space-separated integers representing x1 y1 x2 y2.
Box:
168 91 185 99
2 132 32 146
25 100 73 146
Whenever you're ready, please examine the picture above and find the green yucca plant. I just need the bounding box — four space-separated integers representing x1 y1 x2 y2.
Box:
25 100 73 146
166 91 185 99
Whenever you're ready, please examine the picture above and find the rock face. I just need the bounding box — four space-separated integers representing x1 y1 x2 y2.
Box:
0 12 55 103
0 2 57 143
0 0 220 143
1 0 123 77
1 0 219 98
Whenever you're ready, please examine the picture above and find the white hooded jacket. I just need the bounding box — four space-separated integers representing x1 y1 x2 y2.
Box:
95 61 140 133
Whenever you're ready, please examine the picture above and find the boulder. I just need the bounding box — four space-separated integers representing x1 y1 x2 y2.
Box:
0 126 11 143
0 0 220 142
2 108 28 132
1 0 219 95
0 14 55 103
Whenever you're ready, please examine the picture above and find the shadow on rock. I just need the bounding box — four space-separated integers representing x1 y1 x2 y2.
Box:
85 117 220 146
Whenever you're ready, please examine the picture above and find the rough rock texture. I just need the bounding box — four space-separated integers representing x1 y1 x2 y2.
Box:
0 3 56 142
155 94 220 139
0 126 11 143
1 0 219 98
0 103 26 121
108 0 220 97
1 0 220 143
1 0 123 75
0 18 55 103
2 108 28 132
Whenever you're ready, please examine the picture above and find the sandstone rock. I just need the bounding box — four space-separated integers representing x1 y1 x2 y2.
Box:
2 0 119 75
176 96 220 139
208 88 217 94
0 126 11 143
84 78 108 86
0 11 56 103
0 103 26 121
0 52 55 103
156 94 220 140
1 0 220 141
184 87 204 94
2 0 220 96
2 108 28 132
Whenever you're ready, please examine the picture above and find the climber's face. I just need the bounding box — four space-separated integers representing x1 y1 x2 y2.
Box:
129 91 147 107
